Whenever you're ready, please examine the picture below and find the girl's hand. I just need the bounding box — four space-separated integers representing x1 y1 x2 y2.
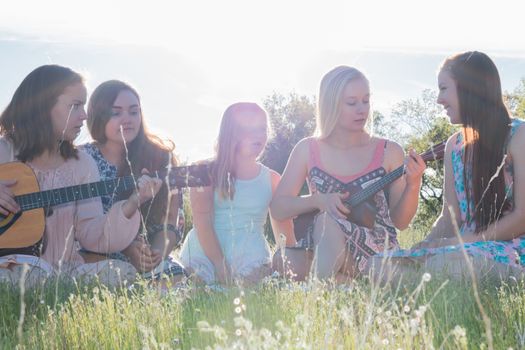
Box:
131 169 163 206
405 149 426 189
123 236 162 272
0 179 19 216
316 192 350 219
214 261 233 285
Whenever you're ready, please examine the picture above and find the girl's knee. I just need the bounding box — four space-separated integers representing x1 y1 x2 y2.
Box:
313 214 346 244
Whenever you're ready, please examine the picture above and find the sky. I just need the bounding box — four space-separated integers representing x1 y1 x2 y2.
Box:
1 0 525 161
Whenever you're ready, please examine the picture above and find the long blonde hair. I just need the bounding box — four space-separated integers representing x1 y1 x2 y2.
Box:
316 66 369 138
212 102 268 200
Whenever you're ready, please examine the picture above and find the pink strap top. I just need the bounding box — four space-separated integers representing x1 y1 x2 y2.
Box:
307 138 387 183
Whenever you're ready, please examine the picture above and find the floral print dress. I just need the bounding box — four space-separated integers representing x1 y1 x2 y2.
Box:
384 119 525 268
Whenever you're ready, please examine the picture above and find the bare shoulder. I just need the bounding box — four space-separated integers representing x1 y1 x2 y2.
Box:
441 131 460 160
508 121 525 154
382 139 404 170
292 137 313 158
446 131 460 149
383 139 404 157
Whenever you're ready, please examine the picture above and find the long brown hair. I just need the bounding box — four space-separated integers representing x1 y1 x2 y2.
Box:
87 80 177 225
441 51 511 232
212 102 268 200
0 65 82 161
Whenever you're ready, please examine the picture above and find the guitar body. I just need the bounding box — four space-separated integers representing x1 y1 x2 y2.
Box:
292 141 446 242
293 189 378 242
347 197 377 229
0 162 45 248
0 161 210 253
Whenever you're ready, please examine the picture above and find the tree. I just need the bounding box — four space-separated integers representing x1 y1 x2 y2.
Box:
406 117 457 230
259 92 316 244
260 92 316 174
377 89 457 232
504 78 525 120
376 89 444 147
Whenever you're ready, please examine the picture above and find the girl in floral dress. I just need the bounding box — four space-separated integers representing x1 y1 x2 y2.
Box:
81 80 186 282
376 51 525 281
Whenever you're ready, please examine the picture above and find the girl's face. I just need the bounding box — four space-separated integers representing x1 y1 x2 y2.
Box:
437 69 461 124
50 82 87 142
234 110 268 158
337 78 370 132
104 89 142 144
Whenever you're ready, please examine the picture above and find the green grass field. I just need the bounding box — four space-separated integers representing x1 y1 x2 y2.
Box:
1 229 524 349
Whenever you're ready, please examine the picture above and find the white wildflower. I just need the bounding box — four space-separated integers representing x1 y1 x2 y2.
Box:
422 272 431 282
453 325 466 338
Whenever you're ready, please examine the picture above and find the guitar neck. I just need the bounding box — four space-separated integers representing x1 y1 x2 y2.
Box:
343 141 446 208
345 166 404 208
15 176 136 211
14 164 210 212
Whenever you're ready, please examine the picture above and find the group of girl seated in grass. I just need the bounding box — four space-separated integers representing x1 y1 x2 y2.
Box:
0 50 523 288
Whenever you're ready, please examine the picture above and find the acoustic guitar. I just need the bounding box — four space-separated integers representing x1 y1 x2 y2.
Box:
294 142 446 240
0 162 210 250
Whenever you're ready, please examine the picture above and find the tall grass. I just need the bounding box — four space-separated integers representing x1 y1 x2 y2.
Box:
1 273 524 349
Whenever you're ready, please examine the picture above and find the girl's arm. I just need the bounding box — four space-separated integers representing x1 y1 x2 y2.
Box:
449 125 525 243
385 142 426 230
148 189 182 258
190 166 230 282
75 153 141 253
270 138 349 221
269 170 296 247
123 190 181 272
422 134 461 241
0 140 19 215
120 169 162 218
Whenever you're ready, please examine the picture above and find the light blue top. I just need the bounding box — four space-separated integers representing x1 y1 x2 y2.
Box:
180 163 273 275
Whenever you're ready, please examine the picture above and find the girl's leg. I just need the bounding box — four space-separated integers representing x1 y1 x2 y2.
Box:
424 251 525 282
364 255 420 287
334 250 357 284
150 229 179 258
312 212 356 280
272 248 313 281
241 264 272 285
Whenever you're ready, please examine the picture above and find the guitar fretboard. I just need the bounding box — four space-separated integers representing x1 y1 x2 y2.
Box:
344 141 445 208
16 176 136 211
14 164 210 212
345 166 404 207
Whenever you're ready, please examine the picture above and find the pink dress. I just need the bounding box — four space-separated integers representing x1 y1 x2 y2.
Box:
0 138 140 285
304 137 399 273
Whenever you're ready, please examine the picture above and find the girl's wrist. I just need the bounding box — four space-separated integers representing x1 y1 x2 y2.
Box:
311 192 322 210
